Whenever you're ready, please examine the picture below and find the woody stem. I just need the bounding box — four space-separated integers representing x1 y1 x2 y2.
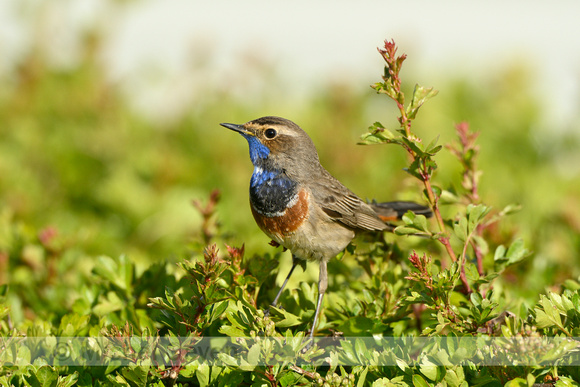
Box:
422 166 457 263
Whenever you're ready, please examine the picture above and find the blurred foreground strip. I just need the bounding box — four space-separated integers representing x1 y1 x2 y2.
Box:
1 336 578 366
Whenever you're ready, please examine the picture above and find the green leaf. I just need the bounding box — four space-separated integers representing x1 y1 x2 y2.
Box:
551 292 574 313
121 366 149 387
494 245 506 261
505 238 530 265
247 253 279 283
430 185 442 198
412 374 431 387
92 255 134 294
339 339 358 364
209 300 229 324
57 313 90 336
372 81 397 99
466 204 490 233
105 374 130 386
269 306 303 328
58 372 80 387
534 294 569 334
443 368 465 387
402 136 426 156
419 361 440 381
412 214 429 233
247 343 261 365
196 364 210 387
539 338 578 363
359 124 396 145
425 136 443 155
354 338 369 359
338 317 375 336
93 291 124 316
439 190 460 204
563 279 580 291
31 366 59 387
357 367 369 387
504 377 528 387
526 374 536 386
453 218 468 242
499 203 522 216
406 84 439 119
279 372 301 387
403 158 423 180
369 121 386 131
401 211 430 232
535 308 555 329
402 211 415 224
394 226 426 236
219 325 246 338
464 263 480 282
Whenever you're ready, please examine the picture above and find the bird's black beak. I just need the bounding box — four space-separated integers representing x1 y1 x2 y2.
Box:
220 123 252 136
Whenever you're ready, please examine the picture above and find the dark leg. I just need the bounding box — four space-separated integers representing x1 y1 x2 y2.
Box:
309 260 328 341
268 255 300 311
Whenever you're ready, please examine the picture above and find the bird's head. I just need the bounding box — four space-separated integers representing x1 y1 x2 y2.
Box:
221 116 320 176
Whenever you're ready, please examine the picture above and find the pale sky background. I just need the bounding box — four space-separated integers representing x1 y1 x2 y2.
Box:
1 0 579 128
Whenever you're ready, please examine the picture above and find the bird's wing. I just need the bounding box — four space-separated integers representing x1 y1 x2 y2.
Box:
310 173 387 231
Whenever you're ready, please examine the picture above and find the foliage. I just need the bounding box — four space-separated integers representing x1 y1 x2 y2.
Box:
1 11 580 387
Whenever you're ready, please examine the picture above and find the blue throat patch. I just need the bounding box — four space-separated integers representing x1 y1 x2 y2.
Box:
243 134 270 165
240 134 298 216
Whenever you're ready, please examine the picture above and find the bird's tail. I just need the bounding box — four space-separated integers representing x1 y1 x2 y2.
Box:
369 200 432 223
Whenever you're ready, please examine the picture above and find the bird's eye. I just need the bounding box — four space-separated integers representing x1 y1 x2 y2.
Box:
264 128 277 139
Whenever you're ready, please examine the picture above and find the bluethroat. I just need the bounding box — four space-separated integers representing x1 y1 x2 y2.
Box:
221 116 431 340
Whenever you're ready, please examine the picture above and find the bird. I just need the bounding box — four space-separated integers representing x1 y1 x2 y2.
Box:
221 116 431 341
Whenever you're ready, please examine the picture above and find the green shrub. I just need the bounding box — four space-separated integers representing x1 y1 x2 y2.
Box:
1 28 580 387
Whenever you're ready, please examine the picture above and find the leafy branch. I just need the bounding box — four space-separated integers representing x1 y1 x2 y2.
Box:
360 39 464 286
359 40 534 337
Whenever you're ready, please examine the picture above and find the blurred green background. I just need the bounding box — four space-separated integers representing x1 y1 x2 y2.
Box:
1 1 580 326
